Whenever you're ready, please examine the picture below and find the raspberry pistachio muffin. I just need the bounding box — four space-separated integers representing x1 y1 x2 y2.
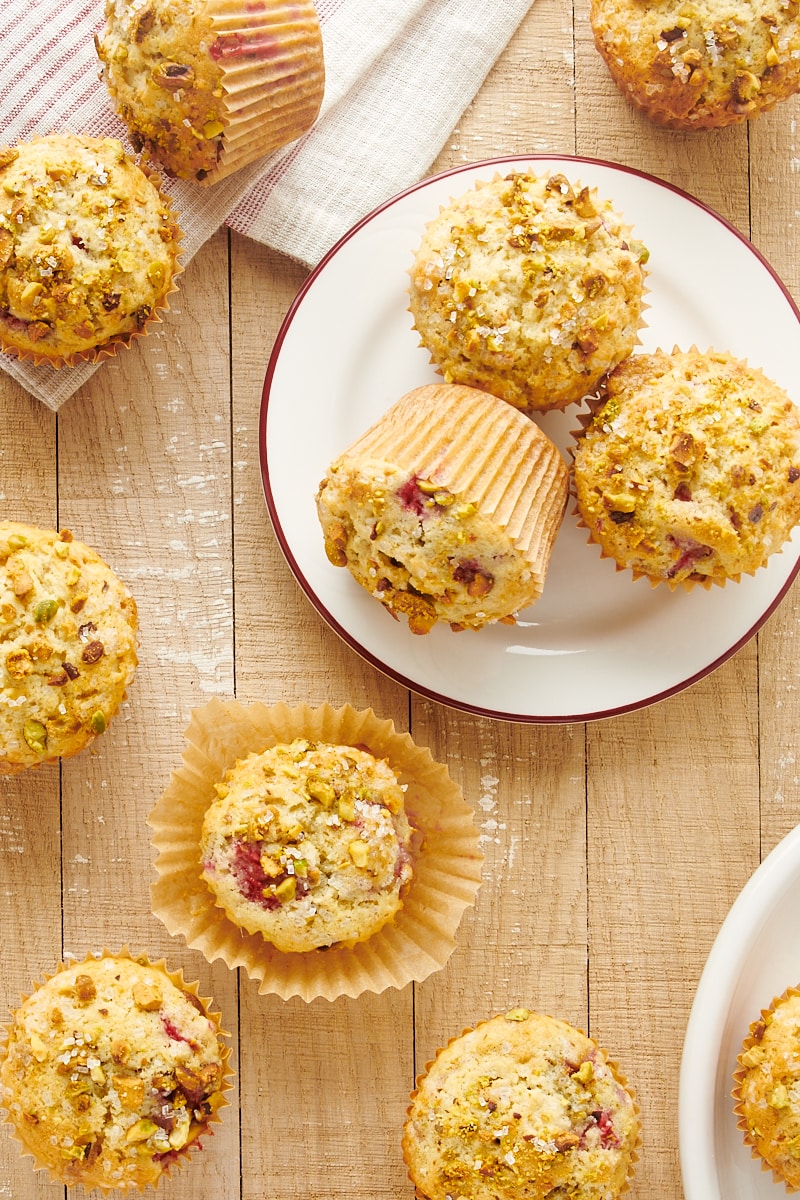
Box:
0 522 138 772
591 0 800 129
573 348 800 587
0 134 180 366
97 0 325 185
408 171 648 414
200 738 415 953
0 953 228 1190
734 986 800 1190
403 1008 640 1200
316 383 569 634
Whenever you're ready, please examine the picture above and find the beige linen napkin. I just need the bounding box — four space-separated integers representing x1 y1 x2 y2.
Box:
0 0 536 409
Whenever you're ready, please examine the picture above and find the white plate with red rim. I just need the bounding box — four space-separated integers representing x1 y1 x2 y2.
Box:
259 154 800 723
679 822 800 1198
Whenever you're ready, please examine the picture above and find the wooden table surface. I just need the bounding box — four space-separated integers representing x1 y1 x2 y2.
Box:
2 2 799 1197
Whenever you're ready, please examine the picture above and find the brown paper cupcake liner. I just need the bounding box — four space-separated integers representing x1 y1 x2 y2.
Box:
148 699 483 1002
0 140 183 370
403 1011 641 1199
0 946 232 1191
733 984 800 1193
199 0 325 185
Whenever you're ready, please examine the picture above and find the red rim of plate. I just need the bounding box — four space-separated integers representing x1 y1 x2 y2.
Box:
259 153 800 724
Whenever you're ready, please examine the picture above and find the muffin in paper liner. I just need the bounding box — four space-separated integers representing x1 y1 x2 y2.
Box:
570 346 800 592
0 947 231 1191
316 383 570 634
0 134 182 368
407 170 649 415
402 1008 641 1200
733 984 800 1192
97 0 325 186
148 699 483 1002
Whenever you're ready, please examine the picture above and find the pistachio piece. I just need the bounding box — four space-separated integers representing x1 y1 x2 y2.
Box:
23 719 47 754
33 598 58 624
125 1118 158 1144
90 710 107 735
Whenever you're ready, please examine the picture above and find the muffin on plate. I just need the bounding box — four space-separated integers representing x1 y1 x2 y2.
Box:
403 1007 640 1200
408 171 648 413
572 348 800 588
0 522 138 773
149 699 483 1002
97 0 325 184
0 134 180 366
0 951 229 1191
316 383 569 634
591 0 800 130
200 738 415 953
734 985 800 1191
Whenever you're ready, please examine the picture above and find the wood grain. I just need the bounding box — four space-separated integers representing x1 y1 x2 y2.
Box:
2 4 800 1199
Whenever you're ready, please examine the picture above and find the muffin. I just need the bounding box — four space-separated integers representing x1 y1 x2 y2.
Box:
0 522 138 773
572 348 800 588
408 171 648 414
403 1008 640 1200
734 986 800 1190
315 383 569 634
200 738 415 953
0 951 229 1191
97 0 325 185
591 0 800 130
0 134 180 366
149 699 483 1002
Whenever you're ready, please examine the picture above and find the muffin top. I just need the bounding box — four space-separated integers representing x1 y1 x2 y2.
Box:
735 989 800 1190
403 1008 639 1200
573 348 800 586
200 739 415 952
0 133 179 364
97 0 226 181
0 522 138 772
0 955 227 1191
591 0 800 129
408 171 648 413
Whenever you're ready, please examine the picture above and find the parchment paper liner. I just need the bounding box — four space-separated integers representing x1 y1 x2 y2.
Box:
0 946 232 1191
733 984 800 1193
0 135 183 369
565 344 799 592
402 1010 641 1199
148 699 483 1002
201 0 325 185
333 382 569 611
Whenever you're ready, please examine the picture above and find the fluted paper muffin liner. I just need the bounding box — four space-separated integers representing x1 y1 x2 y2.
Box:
148 699 483 1002
733 984 800 1192
341 382 568 596
403 1009 641 1200
0 946 232 1191
200 0 325 185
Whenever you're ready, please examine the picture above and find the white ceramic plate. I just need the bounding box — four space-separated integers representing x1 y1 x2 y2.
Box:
260 155 800 722
679 823 800 1198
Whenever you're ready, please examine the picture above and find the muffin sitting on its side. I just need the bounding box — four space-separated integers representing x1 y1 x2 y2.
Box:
200 739 415 953
403 1008 640 1200
408 171 648 413
572 348 800 588
97 0 325 184
316 383 569 634
0 134 180 366
591 0 800 130
0 522 138 772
